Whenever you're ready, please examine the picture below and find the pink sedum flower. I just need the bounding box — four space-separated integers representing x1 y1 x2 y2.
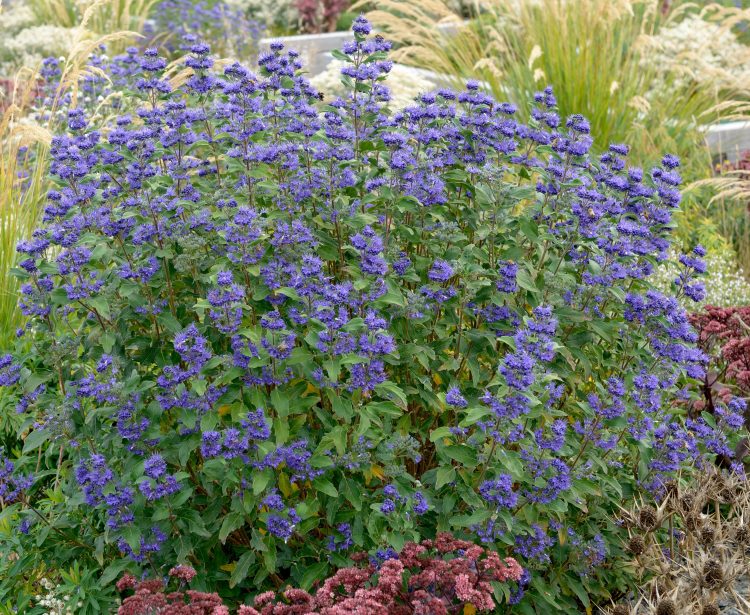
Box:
116 532 523 614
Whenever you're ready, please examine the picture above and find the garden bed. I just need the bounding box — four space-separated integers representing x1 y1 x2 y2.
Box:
1 3 750 615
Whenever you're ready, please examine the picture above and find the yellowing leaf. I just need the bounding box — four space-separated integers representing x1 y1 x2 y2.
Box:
218 405 232 417
370 465 385 480
220 563 236 572
463 604 477 615
432 373 442 385
278 472 293 497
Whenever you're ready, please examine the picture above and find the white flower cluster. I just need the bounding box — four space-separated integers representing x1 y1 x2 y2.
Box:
653 247 750 309
3 26 79 64
310 60 438 110
0 4 78 75
645 14 750 90
0 3 36 32
35 578 79 615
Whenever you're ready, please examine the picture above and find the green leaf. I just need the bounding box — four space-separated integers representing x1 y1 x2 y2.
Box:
460 406 492 426
330 49 351 62
443 445 477 466
328 393 353 420
202 458 226 481
263 544 277 572
253 468 274 495
99 559 131 587
219 511 245 544
429 426 452 442
122 525 141 551
101 332 116 353
435 466 456 489
530 577 561 610
192 378 207 396
374 381 408 409
341 478 362 510
565 577 590 607
376 288 406 307
88 296 111 320
516 268 538 293
185 509 212 537
177 437 198 467
157 311 183 333
449 510 493 527
277 287 301 301
520 217 538 241
24 371 51 393
299 561 329 590
331 426 347 455
22 429 50 454
590 320 616 343
273 416 289 445
271 388 289 418
312 478 338 498
229 552 255 588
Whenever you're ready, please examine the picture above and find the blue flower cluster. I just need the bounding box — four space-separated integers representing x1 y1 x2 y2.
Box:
0 449 33 504
143 0 264 63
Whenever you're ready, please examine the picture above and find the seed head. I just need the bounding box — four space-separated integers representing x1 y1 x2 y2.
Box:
638 506 659 531
685 513 700 532
655 598 677 615
718 486 736 505
699 526 715 545
701 603 720 615
702 559 723 589
680 493 696 512
628 535 646 556
663 479 678 499
612 605 630 615
735 524 749 544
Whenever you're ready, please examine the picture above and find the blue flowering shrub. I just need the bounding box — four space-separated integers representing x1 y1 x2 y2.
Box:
143 0 264 62
0 16 745 613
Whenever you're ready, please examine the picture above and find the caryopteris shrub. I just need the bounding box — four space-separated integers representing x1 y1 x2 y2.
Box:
0 16 746 613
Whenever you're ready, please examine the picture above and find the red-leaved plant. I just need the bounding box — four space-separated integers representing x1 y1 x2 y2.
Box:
690 306 750 413
117 534 524 615
715 150 750 178
116 565 231 615
296 0 350 33
689 306 750 465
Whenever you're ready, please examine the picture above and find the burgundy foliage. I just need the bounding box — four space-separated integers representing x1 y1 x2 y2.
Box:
116 573 228 615
716 150 750 175
295 0 350 33
690 306 750 416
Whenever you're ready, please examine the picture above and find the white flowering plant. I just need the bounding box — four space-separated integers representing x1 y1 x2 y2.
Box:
653 246 750 309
